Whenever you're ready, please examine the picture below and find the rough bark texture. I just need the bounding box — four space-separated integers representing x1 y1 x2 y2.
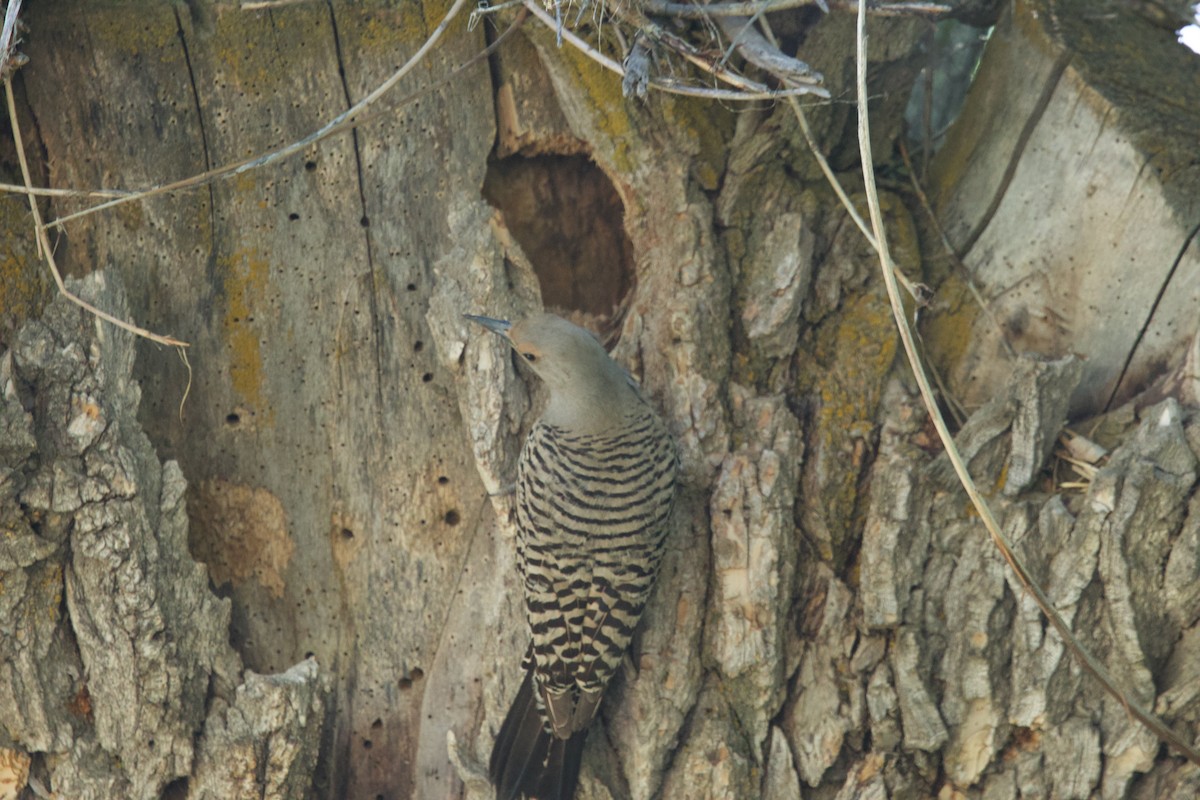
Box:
1 0 1198 799
0 274 325 799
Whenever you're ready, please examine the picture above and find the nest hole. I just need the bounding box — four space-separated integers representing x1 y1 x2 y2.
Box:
482 153 634 333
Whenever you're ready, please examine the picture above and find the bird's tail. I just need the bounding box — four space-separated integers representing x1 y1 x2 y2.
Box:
489 667 586 800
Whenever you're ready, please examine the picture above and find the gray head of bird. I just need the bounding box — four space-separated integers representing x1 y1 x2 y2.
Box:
465 312 643 432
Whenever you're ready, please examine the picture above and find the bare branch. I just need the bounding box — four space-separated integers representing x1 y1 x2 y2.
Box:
0 0 26 81
713 15 823 89
0 182 131 199
523 0 829 99
610 2 829 97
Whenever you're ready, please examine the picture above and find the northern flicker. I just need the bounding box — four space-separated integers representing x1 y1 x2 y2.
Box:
466 312 679 800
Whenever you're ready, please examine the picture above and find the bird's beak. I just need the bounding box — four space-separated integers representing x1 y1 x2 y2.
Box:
464 314 513 339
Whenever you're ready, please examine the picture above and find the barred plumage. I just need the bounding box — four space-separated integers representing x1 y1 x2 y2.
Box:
466 313 678 800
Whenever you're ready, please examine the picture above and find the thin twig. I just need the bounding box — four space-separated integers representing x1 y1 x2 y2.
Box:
470 0 526 29
522 0 826 100
240 0 312 9
48 0 475 232
713 13 824 90
5 77 188 348
650 77 820 100
178 346 194 422
644 0 827 15
758 19 925 304
898 139 1016 359
0 182 132 199
615 3 821 95
921 342 967 426
852 2 1200 767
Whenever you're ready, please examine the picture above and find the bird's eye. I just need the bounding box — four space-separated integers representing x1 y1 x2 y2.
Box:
522 352 537 362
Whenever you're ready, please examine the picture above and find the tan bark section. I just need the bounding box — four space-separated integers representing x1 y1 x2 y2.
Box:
188 478 292 598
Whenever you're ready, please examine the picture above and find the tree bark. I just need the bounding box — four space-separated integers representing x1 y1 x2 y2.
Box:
1 274 324 800
1 1 1198 799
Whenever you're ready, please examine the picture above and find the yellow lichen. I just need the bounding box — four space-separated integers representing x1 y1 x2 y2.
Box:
992 461 1009 494
357 5 432 52
83 8 178 61
43 563 63 625
553 41 635 174
660 94 733 192
0 196 51 345
921 272 980 379
221 247 270 421
796 248 904 564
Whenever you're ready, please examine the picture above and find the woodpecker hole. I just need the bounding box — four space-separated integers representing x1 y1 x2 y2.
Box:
399 667 423 690
482 154 634 331
162 778 189 800
444 510 460 526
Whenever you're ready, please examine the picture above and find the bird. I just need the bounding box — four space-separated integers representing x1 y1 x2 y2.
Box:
465 312 679 800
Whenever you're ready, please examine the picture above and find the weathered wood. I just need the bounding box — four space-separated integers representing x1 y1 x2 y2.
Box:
926 0 1200 417
21 3 496 797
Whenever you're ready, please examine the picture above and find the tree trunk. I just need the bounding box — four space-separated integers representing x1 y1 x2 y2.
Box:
1 1 1198 799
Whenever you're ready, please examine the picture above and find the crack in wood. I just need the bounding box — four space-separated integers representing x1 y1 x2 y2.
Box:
957 50 1072 258
323 0 387 416
172 6 218 280
1105 216 1200 411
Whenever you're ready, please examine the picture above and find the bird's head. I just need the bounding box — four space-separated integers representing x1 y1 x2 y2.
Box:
465 312 639 430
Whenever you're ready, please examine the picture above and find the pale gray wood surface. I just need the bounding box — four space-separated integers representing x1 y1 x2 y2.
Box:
928 0 1200 418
